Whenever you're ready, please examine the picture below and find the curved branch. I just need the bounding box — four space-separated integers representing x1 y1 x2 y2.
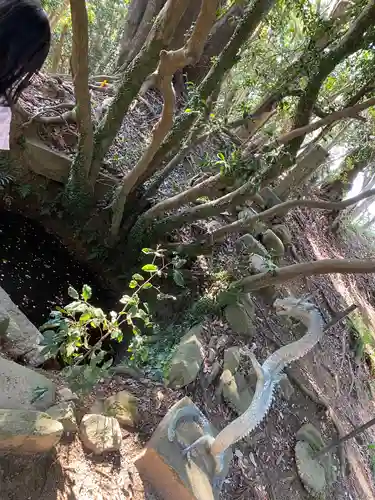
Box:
172 188 375 254
209 188 375 240
144 173 222 219
237 259 375 291
109 0 220 240
266 97 375 149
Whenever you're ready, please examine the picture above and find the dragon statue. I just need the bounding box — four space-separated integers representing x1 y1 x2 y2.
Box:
168 296 324 490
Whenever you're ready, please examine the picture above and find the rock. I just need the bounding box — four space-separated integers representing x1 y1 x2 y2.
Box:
25 138 71 184
296 423 337 488
134 396 232 500
205 361 221 385
167 324 204 389
221 370 253 415
249 254 270 273
89 399 105 415
223 347 242 374
295 441 326 498
0 308 10 336
261 229 285 257
57 387 78 402
0 355 55 411
0 409 63 453
272 224 293 247
279 375 294 401
46 402 77 433
259 187 283 208
296 423 325 450
104 390 139 427
225 301 255 337
235 234 269 257
0 287 46 366
80 414 122 454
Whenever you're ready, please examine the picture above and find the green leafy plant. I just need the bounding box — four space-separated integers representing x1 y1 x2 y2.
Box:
40 248 185 392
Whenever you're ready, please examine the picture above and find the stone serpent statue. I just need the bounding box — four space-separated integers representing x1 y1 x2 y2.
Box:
167 296 324 490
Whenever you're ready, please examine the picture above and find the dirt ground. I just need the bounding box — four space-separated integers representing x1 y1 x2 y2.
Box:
2 208 375 500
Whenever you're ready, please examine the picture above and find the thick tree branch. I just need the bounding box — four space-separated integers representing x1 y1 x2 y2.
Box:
68 0 94 181
172 188 375 253
109 0 220 240
237 259 375 292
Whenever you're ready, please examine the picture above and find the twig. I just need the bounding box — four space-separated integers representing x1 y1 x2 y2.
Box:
347 353 356 396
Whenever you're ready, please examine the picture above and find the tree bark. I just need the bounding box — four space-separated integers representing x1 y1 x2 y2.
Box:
64 0 94 209
90 0 189 184
127 0 278 195
51 23 68 73
116 0 149 69
236 259 375 292
170 188 375 254
109 0 220 241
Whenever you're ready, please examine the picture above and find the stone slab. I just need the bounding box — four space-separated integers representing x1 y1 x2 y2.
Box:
0 286 45 366
134 397 232 500
0 355 55 411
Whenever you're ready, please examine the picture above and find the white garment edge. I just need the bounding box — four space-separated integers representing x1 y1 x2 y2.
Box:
0 106 12 150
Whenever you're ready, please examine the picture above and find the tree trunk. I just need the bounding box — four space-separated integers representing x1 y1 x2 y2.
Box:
51 23 68 73
185 1 246 83
64 0 94 211
90 0 189 184
49 0 70 32
116 0 149 69
119 0 166 72
127 0 278 195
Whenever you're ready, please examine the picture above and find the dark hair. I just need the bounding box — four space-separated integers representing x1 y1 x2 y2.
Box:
0 0 51 104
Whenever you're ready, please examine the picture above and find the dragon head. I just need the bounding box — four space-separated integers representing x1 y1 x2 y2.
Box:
274 296 319 324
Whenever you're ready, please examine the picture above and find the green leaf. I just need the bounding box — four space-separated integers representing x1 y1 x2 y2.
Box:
81 284 92 301
79 312 92 323
132 273 144 281
173 269 185 287
120 295 131 304
218 152 225 160
142 264 158 273
185 108 192 113
129 280 138 289
142 248 154 254
68 286 79 300
142 282 153 289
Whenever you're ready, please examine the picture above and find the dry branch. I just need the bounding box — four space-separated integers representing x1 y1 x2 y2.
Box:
174 188 375 252
265 97 375 150
109 0 220 240
237 259 375 291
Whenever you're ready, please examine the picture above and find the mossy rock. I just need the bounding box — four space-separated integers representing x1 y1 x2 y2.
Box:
295 441 326 499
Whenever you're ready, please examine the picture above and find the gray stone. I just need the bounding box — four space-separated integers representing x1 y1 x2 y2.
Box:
295 441 327 498
235 234 269 257
80 414 122 454
0 409 63 453
134 396 232 500
0 308 10 336
225 301 255 337
221 370 253 415
46 402 77 433
249 254 270 273
261 229 285 257
271 224 292 246
24 138 71 184
167 324 204 389
104 390 139 427
205 361 221 385
0 355 55 411
57 387 78 402
259 187 283 208
223 347 242 374
0 287 46 366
